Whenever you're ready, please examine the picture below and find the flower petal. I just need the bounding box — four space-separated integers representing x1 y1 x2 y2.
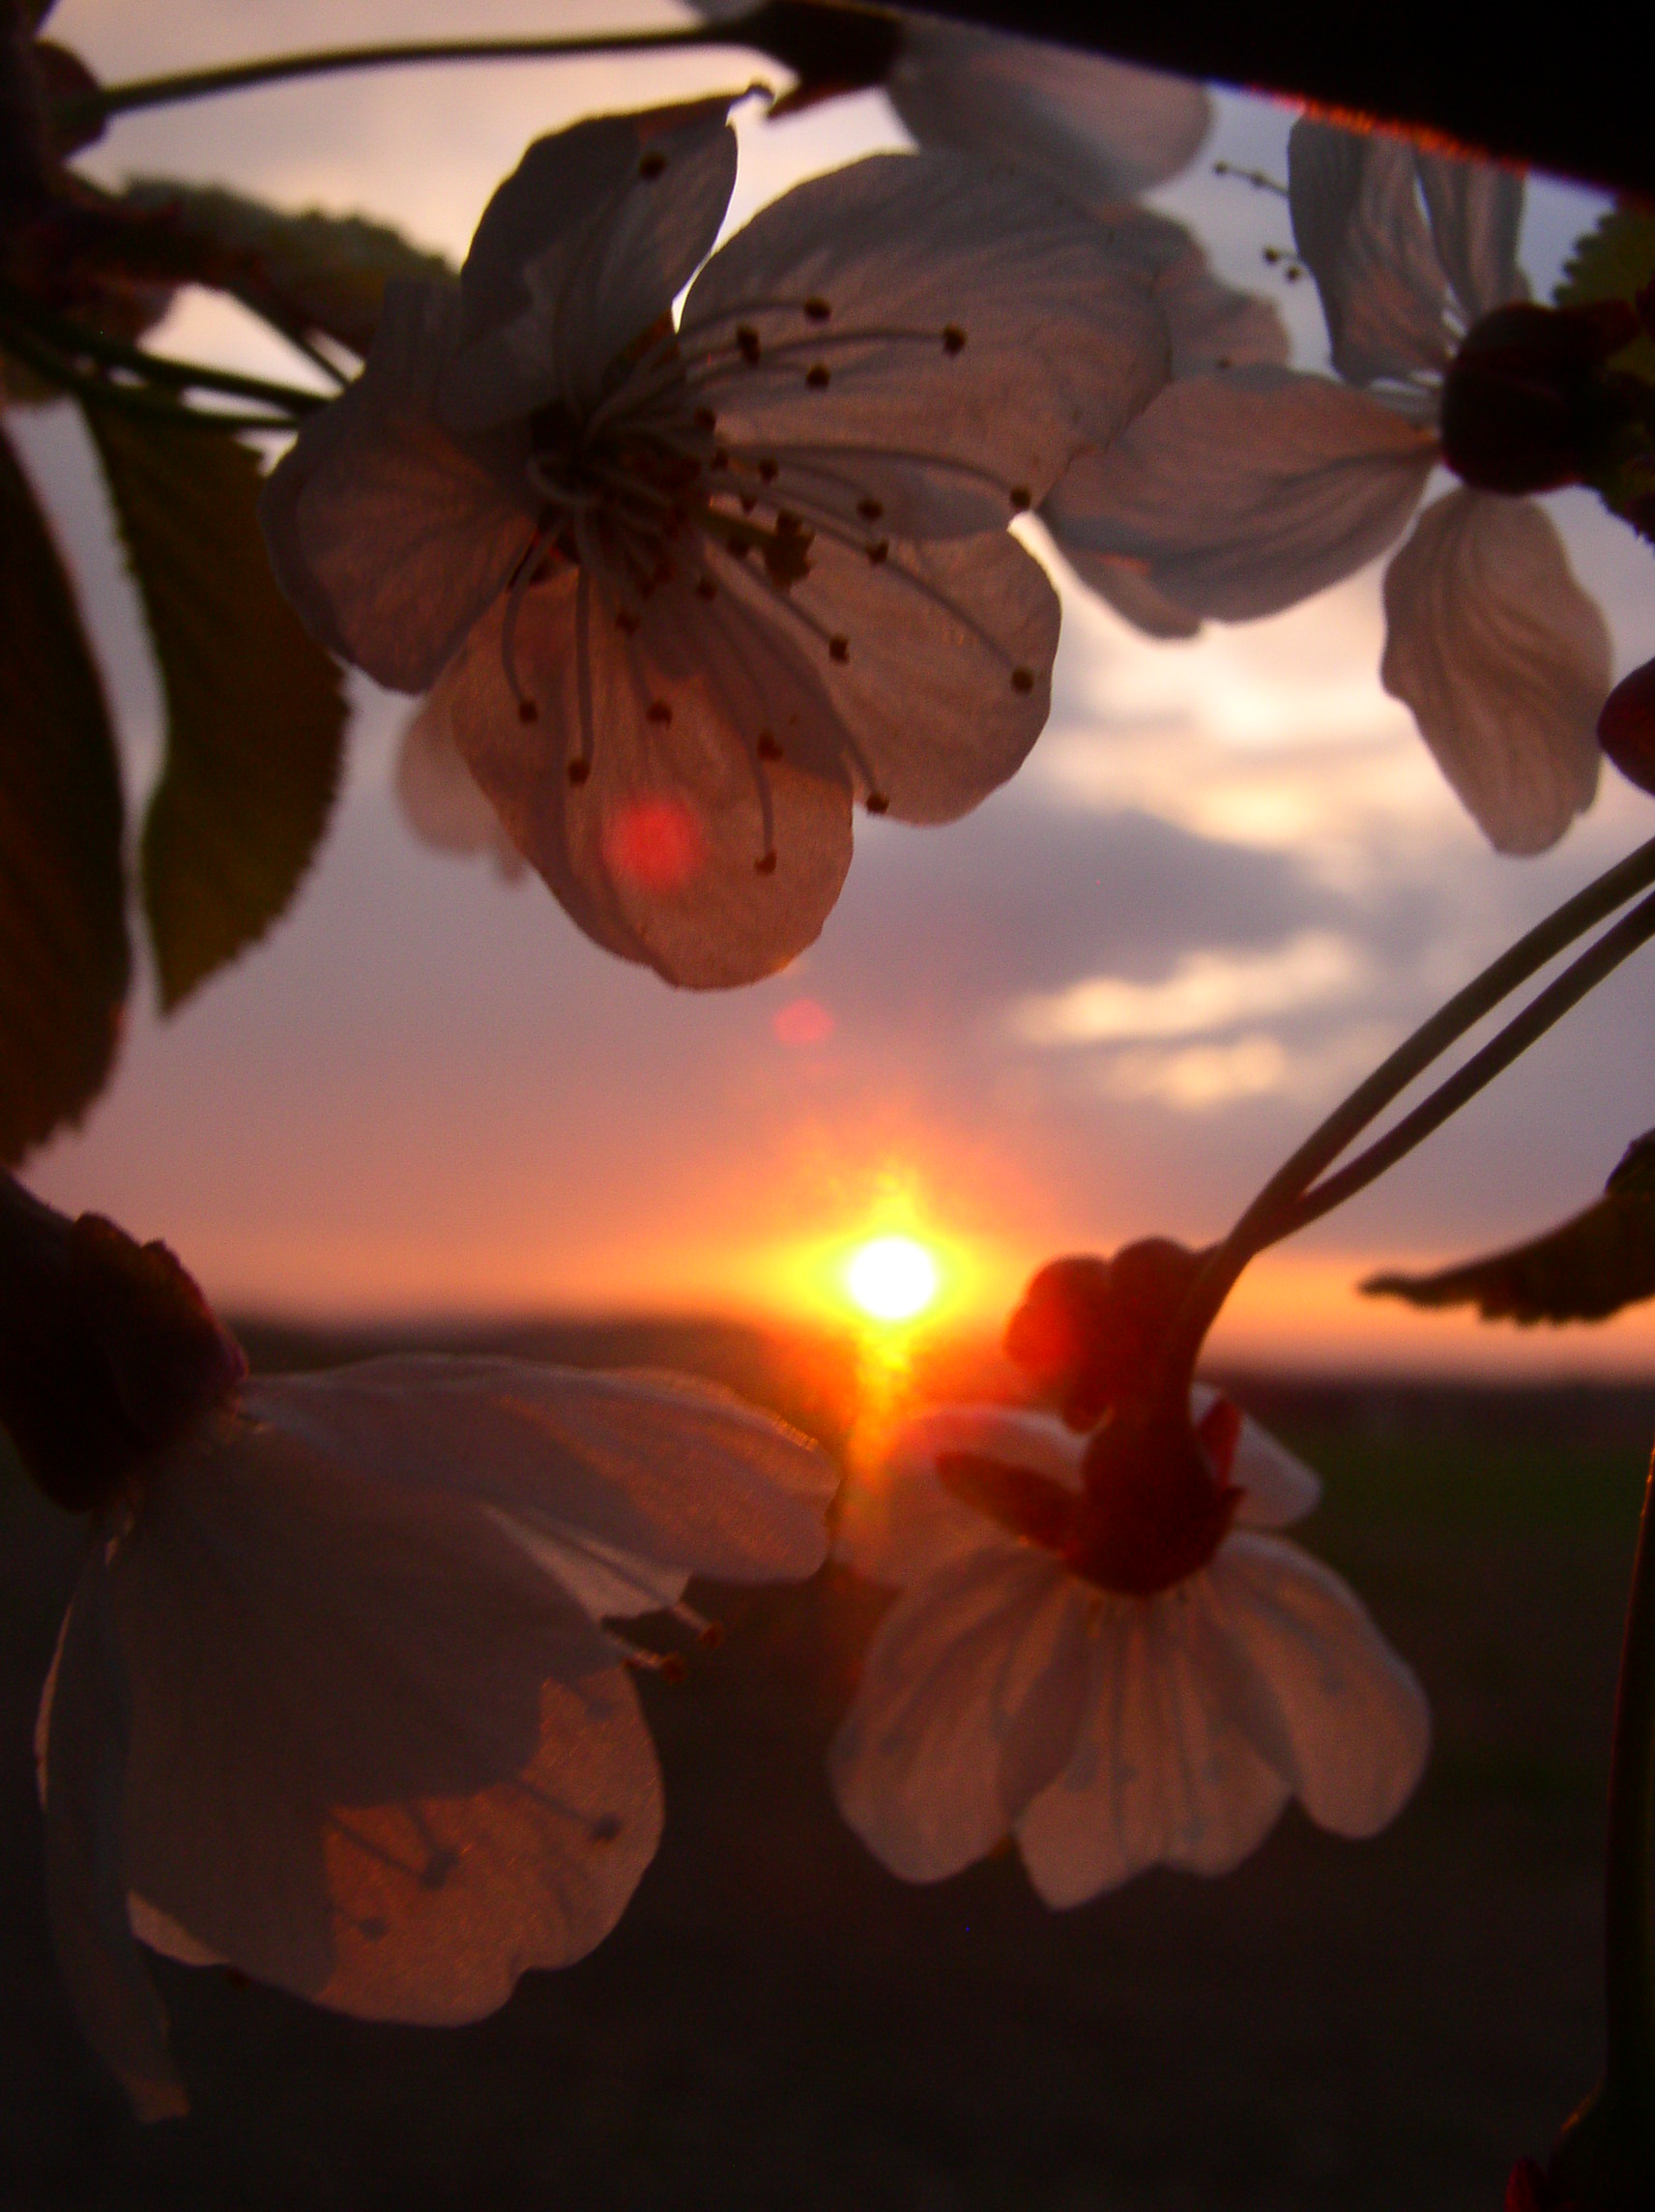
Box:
1288 121 1451 387
838 1404 1084 1586
886 23 1210 204
1190 1387 1322 1528
1379 489 1608 855
682 151 1167 536
1045 365 1435 623
446 102 739 430
260 280 532 693
1205 1532 1431 1836
1075 555 1203 640
1013 1587 1289 1905
1097 206 1290 379
771 527 1061 823
38 1551 189 2122
828 1547 1089 1881
442 560 855 988
1415 151 1526 324
108 1409 662 2022
242 1358 836 1611
395 691 525 879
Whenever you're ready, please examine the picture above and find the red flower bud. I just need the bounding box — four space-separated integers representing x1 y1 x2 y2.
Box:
1598 654 1655 795
1004 1239 1209 1428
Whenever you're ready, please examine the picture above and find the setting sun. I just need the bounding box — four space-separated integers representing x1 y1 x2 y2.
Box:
845 1236 942 1324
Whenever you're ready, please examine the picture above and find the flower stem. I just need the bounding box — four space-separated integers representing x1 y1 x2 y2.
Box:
1273 886 1655 1239
1150 832 1655 1405
56 30 718 131
0 295 327 417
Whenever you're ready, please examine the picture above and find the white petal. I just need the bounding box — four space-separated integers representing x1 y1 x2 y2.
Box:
442 560 855 989
38 1553 189 2121
887 23 1210 204
1205 1532 1431 1836
1380 490 1608 855
1014 1589 1289 1906
108 1409 663 2022
837 1405 1084 1586
1076 555 1203 640
242 1358 835 1603
682 151 1167 534
828 1548 1089 1881
774 527 1061 823
395 691 525 880
1190 1387 1322 1528
1046 365 1435 622
1097 206 1290 379
260 280 532 693
1415 152 1527 323
1288 121 1451 386
447 102 738 429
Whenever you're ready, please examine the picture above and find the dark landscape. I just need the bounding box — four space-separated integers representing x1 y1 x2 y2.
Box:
3 1317 1652 2210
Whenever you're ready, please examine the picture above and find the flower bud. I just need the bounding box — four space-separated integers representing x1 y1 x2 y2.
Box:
1066 1397 1240 1595
0 1179 245 1512
1597 654 1655 795
1004 1238 1209 1429
1440 301 1642 496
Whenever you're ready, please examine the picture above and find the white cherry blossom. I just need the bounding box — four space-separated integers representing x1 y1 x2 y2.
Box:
1046 120 1611 856
829 1394 1429 1902
262 99 1167 985
38 1354 835 2119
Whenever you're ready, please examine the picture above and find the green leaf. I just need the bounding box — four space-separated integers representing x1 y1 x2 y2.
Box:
1555 207 1655 384
80 402 348 1009
116 180 453 362
1363 1132 1655 1324
0 425 131 1164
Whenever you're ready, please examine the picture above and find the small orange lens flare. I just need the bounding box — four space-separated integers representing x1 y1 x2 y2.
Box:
601 797 705 892
772 997 834 1047
845 1236 940 1324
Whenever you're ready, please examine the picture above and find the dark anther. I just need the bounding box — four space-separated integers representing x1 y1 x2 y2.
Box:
805 363 830 389
1009 484 1032 512
778 509 804 535
828 635 850 662
758 458 780 482
755 851 778 876
737 325 762 364
866 538 889 565
696 577 717 600
1010 666 1035 694
730 539 752 560
740 494 757 514
647 700 673 725
693 406 716 430
591 1815 624 1845
638 151 667 179
942 324 967 355
617 610 640 634
857 497 883 521
698 1619 725 1648
566 759 591 786
517 699 537 724
804 297 830 322
865 791 889 814
711 450 731 473
758 733 784 761
659 1653 687 1684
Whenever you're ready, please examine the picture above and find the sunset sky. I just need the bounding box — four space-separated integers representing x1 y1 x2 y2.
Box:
18 0 1655 1374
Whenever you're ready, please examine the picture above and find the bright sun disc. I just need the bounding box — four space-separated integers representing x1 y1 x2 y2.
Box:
846 1236 940 1324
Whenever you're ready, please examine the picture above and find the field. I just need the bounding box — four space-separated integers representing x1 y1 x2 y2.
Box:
3 1319 1652 2211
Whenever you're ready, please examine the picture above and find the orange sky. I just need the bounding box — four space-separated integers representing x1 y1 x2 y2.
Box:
19 0 1655 1375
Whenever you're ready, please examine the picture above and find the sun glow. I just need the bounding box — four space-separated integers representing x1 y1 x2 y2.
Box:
845 1236 942 1324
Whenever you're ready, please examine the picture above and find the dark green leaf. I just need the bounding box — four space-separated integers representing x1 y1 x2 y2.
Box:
1363 1131 1655 1324
0 424 130 1163
80 402 347 1009
1555 208 1655 384
116 180 453 361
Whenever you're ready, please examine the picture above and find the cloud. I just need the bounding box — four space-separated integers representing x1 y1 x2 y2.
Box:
1010 930 1367 1047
